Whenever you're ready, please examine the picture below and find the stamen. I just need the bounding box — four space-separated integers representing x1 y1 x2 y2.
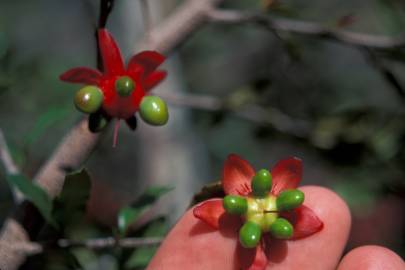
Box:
263 210 279 214
243 183 250 193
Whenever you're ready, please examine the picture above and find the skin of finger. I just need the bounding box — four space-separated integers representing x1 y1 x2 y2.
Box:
337 245 405 270
147 186 351 270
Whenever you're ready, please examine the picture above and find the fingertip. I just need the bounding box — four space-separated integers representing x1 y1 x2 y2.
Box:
300 185 352 234
337 245 405 270
268 186 352 269
147 207 238 270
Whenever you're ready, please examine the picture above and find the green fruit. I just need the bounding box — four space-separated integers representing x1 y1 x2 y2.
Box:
74 86 103 114
239 221 262 248
139 96 169 126
251 169 272 197
276 189 305 211
223 195 248 215
115 76 135 97
270 218 293 239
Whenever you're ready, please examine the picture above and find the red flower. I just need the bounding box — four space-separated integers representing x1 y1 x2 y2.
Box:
193 154 323 270
60 29 167 144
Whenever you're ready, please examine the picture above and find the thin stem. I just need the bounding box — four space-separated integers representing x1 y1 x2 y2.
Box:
96 0 116 70
57 236 163 249
159 92 312 138
206 9 405 49
2 237 163 256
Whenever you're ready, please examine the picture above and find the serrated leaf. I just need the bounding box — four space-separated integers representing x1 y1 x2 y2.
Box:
59 169 91 209
6 174 56 226
53 169 92 227
125 219 168 269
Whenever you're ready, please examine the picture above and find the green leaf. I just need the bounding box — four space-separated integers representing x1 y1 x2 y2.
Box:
376 0 405 34
59 169 91 209
125 219 168 269
71 248 98 270
117 186 172 236
53 169 92 227
6 174 55 226
23 106 70 147
118 207 142 235
0 31 8 60
132 186 173 208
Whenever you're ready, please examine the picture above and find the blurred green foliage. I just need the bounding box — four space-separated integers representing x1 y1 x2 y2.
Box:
6 174 55 226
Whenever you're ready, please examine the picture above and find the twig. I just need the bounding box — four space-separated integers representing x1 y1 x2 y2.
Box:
57 236 163 249
206 9 405 103
135 0 224 52
206 9 405 49
0 129 24 203
1 237 162 256
97 0 116 70
160 92 311 138
365 49 405 100
98 0 115 28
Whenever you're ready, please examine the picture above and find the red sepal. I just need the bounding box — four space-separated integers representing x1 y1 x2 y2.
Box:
98 29 125 75
238 242 268 270
193 199 225 229
222 154 255 196
128 51 165 76
143 71 167 91
59 67 102 85
283 205 323 240
270 157 302 196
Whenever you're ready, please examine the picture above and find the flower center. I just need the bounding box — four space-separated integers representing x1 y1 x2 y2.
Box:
246 195 278 232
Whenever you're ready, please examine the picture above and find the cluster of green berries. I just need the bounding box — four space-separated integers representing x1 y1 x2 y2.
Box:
223 169 305 248
74 76 168 125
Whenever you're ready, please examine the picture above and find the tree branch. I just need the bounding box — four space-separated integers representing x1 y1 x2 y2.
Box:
0 0 225 269
0 129 24 203
206 9 405 102
56 236 162 249
2 237 162 256
160 92 311 138
206 9 405 49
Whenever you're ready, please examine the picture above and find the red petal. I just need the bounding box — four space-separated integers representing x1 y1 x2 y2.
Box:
193 199 224 229
143 71 167 91
283 205 324 240
270 157 302 196
222 154 255 196
128 51 165 76
98 29 125 75
238 242 268 270
59 67 102 85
